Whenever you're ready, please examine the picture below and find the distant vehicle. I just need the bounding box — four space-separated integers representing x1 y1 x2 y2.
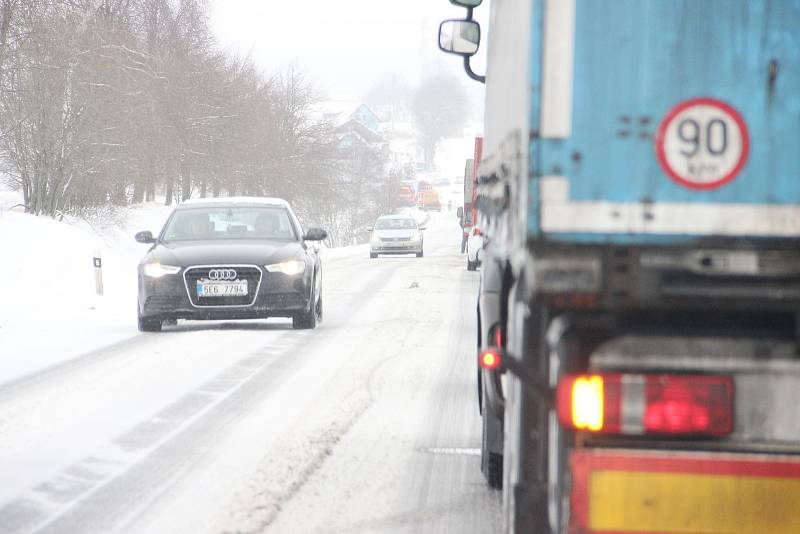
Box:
368 215 424 258
421 189 442 211
466 226 484 270
458 137 483 263
134 197 327 332
415 180 433 207
397 184 416 206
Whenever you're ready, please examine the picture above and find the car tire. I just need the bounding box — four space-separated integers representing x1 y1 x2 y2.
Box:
293 282 320 330
467 259 477 271
137 311 162 332
416 250 423 258
370 252 378 259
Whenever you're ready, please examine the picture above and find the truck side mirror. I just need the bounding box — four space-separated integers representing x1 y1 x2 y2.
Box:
438 20 481 57
456 207 464 219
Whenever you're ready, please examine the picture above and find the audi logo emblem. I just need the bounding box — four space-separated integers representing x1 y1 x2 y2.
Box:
208 268 237 280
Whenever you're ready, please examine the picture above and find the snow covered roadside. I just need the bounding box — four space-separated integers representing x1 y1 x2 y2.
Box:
0 199 173 384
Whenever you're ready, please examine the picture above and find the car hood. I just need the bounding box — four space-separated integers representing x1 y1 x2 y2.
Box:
374 229 418 239
141 240 305 267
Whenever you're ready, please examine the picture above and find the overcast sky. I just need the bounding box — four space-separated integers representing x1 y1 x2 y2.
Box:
209 1 489 101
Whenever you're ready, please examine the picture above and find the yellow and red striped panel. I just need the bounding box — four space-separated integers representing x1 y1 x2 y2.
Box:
570 449 800 534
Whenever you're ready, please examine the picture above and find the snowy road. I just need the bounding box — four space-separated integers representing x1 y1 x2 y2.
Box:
0 211 502 534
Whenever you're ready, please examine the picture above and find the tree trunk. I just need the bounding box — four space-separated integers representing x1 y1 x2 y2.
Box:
180 155 191 201
164 177 173 206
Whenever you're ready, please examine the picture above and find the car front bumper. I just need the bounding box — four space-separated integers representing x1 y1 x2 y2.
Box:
370 242 423 254
138 267 312 320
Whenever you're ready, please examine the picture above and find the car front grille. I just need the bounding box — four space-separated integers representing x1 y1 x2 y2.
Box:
183 265 262 307
381 237 410 242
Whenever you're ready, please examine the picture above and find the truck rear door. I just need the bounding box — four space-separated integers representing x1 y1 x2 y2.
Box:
531 0 800 243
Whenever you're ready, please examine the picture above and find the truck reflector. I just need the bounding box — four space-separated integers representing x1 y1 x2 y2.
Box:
480 350 502 371
557 373 733 436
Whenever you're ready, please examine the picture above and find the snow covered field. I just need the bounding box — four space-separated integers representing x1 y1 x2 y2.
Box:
0 200 173 381
0 198 500 533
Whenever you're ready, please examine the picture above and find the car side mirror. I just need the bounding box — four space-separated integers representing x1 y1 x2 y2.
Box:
135 230 156 244
450 0 482 6
303 227 328 241
366 226 374 232
419 226 427 231
438 19 481 57
456 207 464 218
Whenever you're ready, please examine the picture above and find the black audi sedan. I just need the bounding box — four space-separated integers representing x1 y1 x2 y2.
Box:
135 197 327 332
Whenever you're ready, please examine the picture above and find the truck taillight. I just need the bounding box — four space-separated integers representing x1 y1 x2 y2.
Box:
556 373 733 436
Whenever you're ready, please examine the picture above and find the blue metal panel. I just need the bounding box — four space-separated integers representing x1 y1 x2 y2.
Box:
529 0 800 243
528 0 544 233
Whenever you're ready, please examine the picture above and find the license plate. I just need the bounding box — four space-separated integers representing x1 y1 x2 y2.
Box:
197 279 248 297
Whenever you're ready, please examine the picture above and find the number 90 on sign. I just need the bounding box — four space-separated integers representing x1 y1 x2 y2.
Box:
655 98 749 190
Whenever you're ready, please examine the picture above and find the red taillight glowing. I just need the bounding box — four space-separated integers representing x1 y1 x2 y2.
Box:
556 373 733 436
643 375 733 435
480 350 502 371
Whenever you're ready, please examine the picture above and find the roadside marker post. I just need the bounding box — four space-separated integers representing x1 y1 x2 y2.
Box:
93 250 104 296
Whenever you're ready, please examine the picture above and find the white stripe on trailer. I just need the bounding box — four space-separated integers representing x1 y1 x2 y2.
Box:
620 374 646 435
540 176 800 237
540 0 576 139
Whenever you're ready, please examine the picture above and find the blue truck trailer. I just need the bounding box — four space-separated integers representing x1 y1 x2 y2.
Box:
440 1 800 532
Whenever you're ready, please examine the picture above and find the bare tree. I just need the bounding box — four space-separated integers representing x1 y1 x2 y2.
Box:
411 73 468 169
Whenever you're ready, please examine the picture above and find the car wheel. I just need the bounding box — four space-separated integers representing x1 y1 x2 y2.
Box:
137 311 162 332
370 252 378 259
467 259 477 271
416 250 423 258
293 283 319 330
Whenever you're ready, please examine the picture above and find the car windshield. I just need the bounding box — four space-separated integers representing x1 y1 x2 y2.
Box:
375 218 417 230
162 206 296 242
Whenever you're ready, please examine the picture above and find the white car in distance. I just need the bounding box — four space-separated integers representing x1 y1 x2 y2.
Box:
466 226 484 270
369 215 424 258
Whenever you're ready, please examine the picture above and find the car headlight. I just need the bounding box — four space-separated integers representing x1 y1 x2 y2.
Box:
142 262 181 278
264 259 306 275
371 233 381 244
410 231 421 242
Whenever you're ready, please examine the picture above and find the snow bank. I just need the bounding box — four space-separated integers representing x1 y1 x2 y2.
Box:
0 202 173 383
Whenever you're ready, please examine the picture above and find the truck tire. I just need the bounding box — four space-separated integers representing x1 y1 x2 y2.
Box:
481 377 504 489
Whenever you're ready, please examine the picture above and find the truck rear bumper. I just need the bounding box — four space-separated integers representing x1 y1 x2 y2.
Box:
570 448 800 534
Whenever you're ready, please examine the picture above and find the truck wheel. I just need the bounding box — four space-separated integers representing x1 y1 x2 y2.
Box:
481 376 504 489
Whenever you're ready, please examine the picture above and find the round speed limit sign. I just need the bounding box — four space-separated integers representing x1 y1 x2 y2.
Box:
655 98 749 190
